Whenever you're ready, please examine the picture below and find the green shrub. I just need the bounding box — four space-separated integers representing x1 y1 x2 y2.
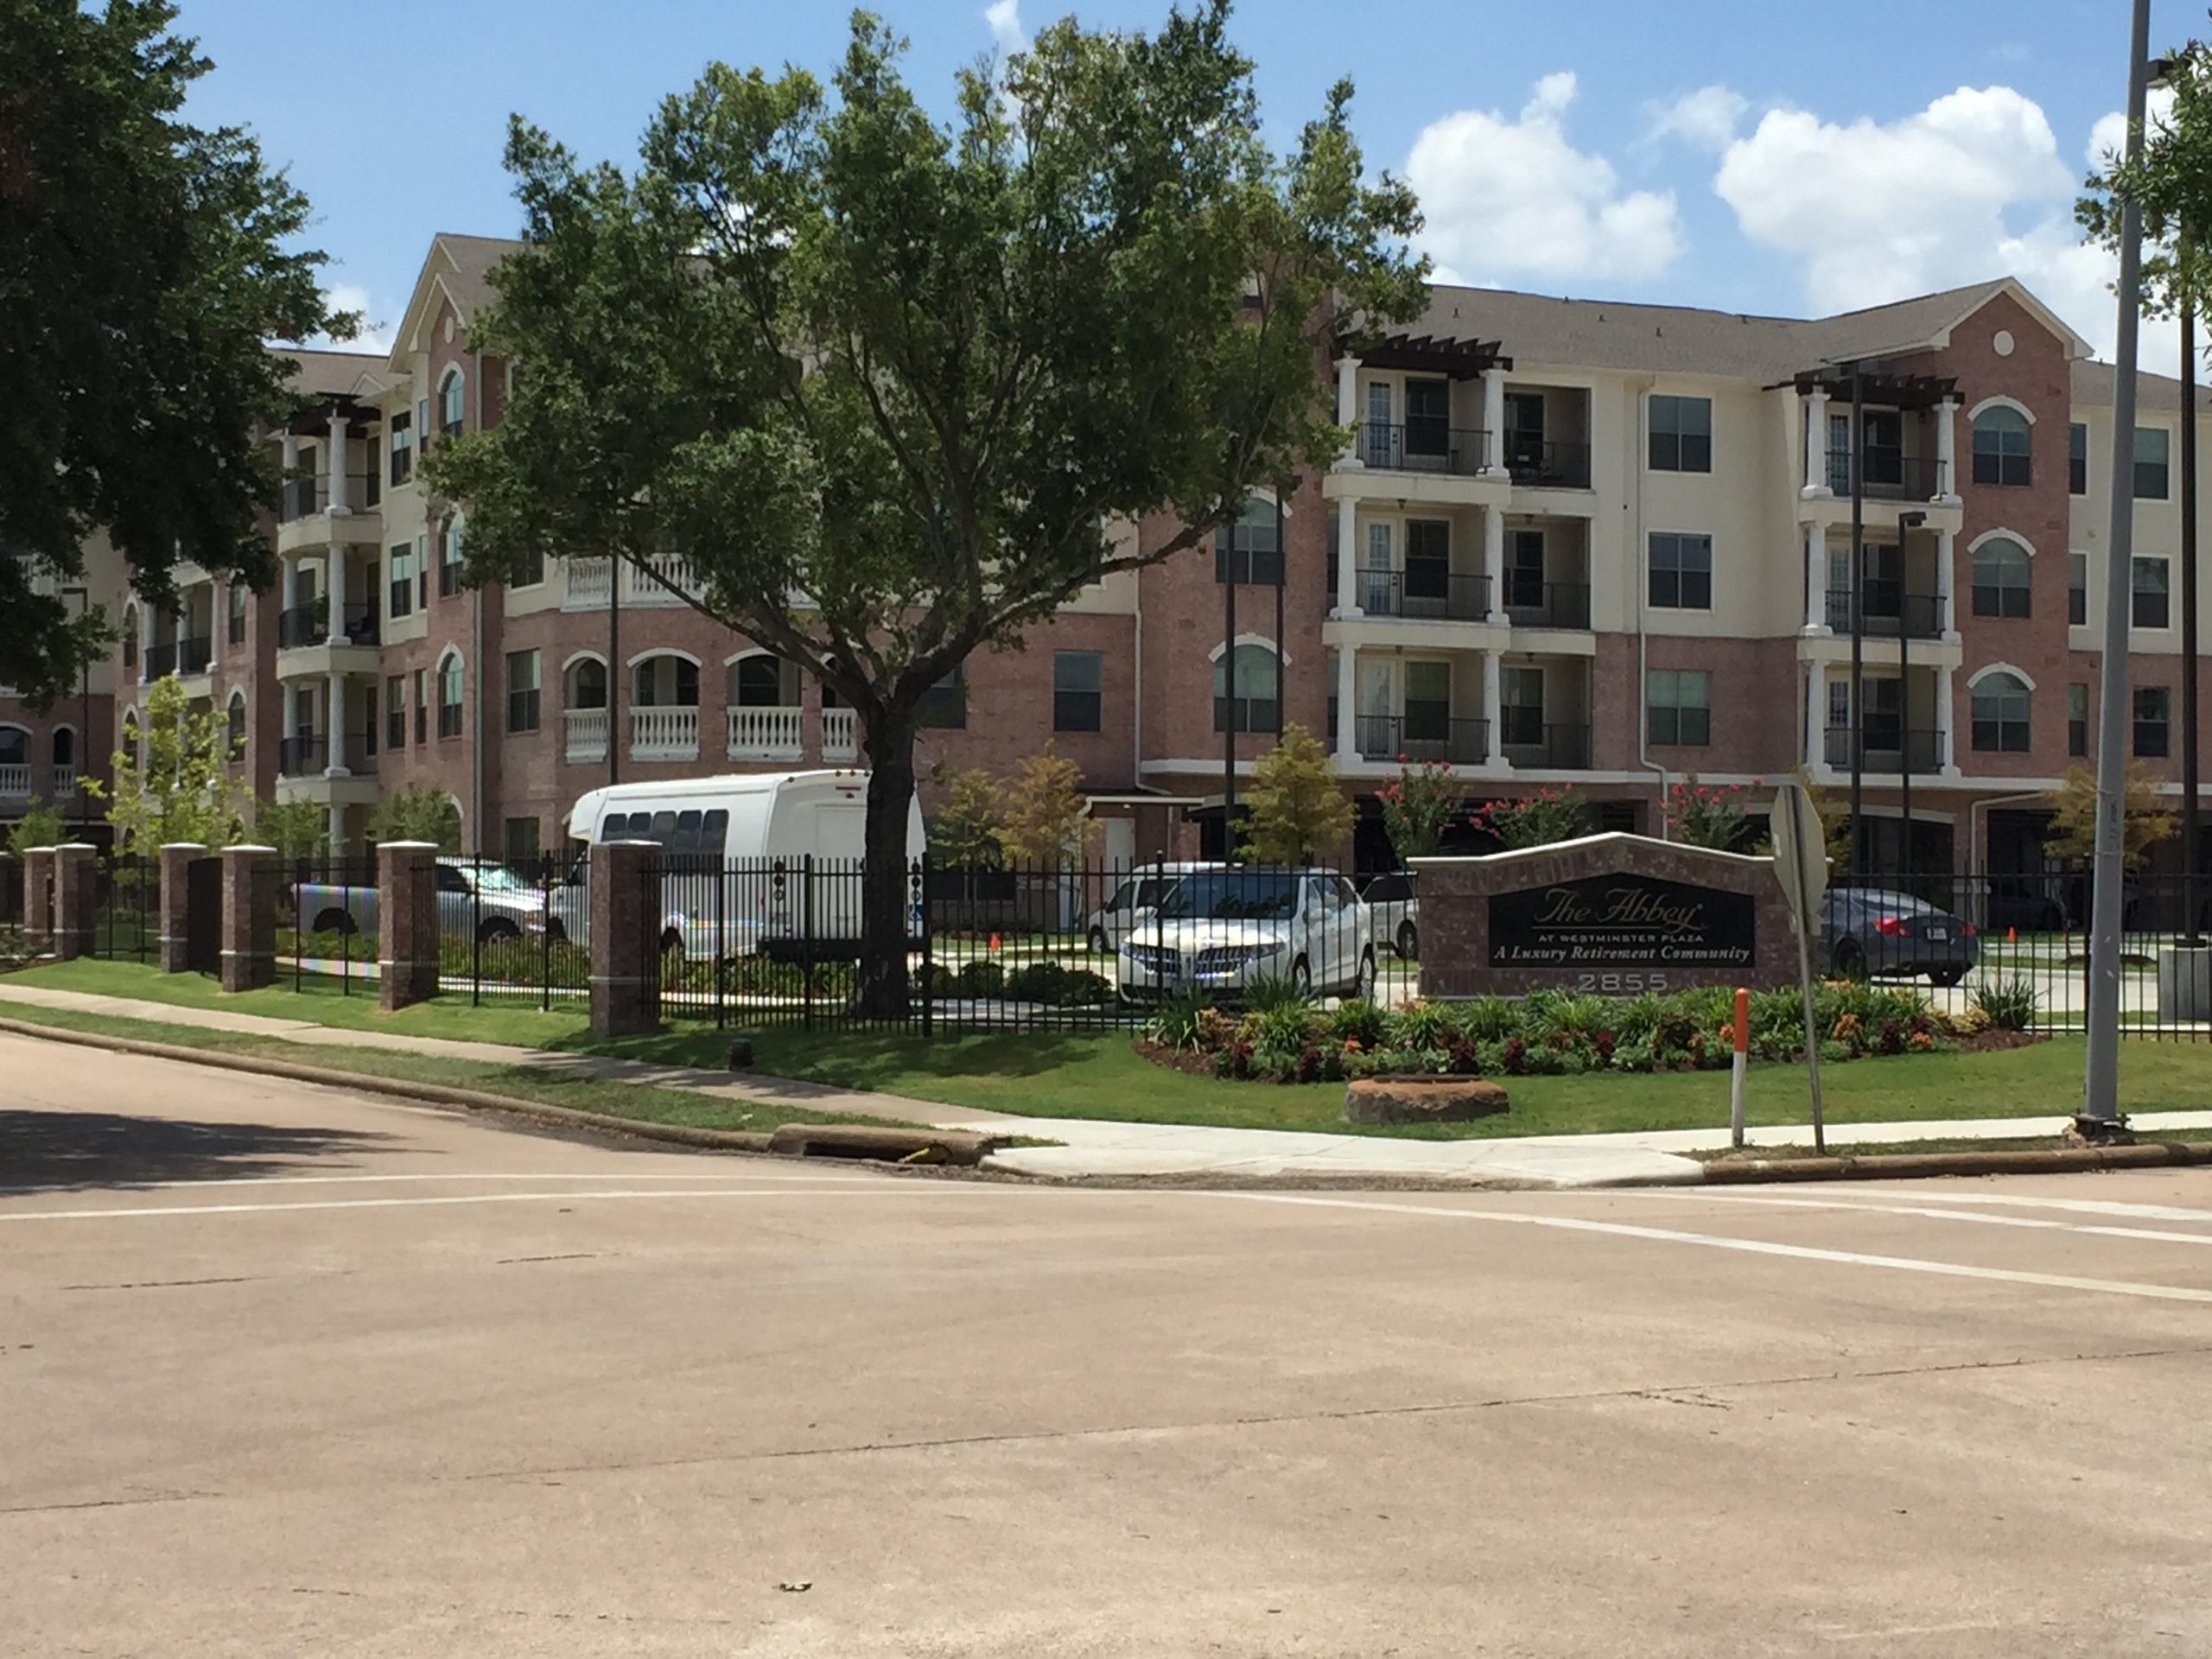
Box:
1256 1001 1322 1054
956 959 1005 997
1145 988 1213 1051
1970 977 2037 1032
1458 995 1518 1042
1389 1000 1459 1051
1242 970 1311 1014
1329 998 1390 1050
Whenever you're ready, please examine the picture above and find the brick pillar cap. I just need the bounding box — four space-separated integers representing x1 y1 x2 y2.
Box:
378 840 442 851
54 842 97 852
22 845 59 855
219 843 277 855
159 842 209 852
600 839 660 849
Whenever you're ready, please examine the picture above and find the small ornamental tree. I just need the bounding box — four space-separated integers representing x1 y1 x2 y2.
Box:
1468 786 1587 851
89 674 247 855
5 798 68 860
365 785 461 852
2047 761 2177 871
929 766 1006 872
1663 777 1756 851
1241 724 1353 865
253 797 329 862
1376 760 1460 866
998 744 1090 867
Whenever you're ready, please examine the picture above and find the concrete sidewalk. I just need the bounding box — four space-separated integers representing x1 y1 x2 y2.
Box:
1 980 2183 1186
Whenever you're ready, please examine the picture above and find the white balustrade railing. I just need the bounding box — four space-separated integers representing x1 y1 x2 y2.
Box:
561 553 702 611
0 764 29 798
563 707 609 764
727 704 803 760
821 706 859 763
52 766 78 795
563 557 613 611
630 704 700 760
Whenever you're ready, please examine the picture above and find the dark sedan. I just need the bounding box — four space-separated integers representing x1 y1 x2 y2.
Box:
1821 887 1980 987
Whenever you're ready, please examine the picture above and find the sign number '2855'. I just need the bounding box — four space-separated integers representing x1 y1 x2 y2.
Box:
1574 973 1670 995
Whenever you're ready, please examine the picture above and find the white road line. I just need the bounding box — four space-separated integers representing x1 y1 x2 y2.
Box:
0 1187 953 1224
0 1170 889 1196
1209 1192 2212 1306
1788 1189 2212 1225
1615 1189 2212 1249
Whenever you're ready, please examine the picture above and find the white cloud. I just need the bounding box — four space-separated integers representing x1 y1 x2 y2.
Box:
984 0 1024 55
1407 73 1684 285
1644 86 1749 152
308 283 391 355
2088 86 2177 171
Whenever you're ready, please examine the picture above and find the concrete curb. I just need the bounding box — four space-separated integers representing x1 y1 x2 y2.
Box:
766 1122 994 1166
1700 1141 2212 1184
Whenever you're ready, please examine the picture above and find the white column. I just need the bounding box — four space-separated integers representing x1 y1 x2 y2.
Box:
280 432 299 483
1482 650 1505 769
1334 355 1362 468
327 548 346 640
1334 647 1357 761
1802 389 1830 496
327 804 346 855
1481 369 1506 475
1804 524 1827 633
327 413 349 514
1805 665 1824 773
1336 501 1360 616
205 583 219 673
1484 506 1509 625
1936 397 1961 502
326 672 349 776
138 601 156 683
1936 527 1957 640
1937 664 1960 775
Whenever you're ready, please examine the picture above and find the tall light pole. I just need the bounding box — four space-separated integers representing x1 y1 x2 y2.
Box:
2183 227 2202 946
2084 0 2156 1133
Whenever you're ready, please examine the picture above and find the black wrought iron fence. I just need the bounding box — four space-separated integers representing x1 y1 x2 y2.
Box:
92 853 157 962
281 855 381 995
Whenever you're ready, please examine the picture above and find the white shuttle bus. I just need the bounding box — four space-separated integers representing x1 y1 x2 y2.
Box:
565 770 927 959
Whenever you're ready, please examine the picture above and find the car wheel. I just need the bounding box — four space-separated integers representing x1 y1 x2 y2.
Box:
476 918 520 944
1930 968 1966 988
1355 950 1377 1001
1834 938 1867 981
1087 926 1109 956
311 909 354 937
1289 957 1313 998
1396 921 1418 959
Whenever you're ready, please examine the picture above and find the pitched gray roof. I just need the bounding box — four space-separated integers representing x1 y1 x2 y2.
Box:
2072 357 2212 416
433 232 524 322
276 347 388 397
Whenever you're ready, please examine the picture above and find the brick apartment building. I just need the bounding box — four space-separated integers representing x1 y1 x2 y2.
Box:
5 232 2209 885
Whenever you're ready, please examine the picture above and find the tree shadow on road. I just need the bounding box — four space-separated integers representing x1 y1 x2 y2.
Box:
0 1109 399 1193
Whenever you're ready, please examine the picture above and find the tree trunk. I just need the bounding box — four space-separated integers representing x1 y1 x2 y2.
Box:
856 709 918 1020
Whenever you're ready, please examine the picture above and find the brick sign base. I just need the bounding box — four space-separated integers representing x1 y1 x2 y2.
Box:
1410 833 1796 998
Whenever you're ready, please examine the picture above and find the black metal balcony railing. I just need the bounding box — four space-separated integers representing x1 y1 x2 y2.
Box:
1502 581 1592 630
143 640 176 678
1356 714 1491 766
1352 569 1493 622
1823 586 1946 639
1825 450 1949 502
1354 422 1490 476
341 599 379 645
1823 726 1944 772
278 474 381 522
277 734 327 778
278 605 327 649
175 635 212 675
1504 437 1592 490
1500 721 1592 769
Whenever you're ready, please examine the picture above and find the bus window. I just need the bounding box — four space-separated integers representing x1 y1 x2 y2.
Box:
671 810 703 857
647 810 677 845
700 809 728 861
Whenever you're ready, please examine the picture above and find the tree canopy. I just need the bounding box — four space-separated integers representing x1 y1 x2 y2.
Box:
2080 35 2212 315
88 673 246 855
0 0 353 707
432 3 1426 1010
1241 725 1352 865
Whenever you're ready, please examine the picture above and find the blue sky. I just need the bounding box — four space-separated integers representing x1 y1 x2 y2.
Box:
175 0 2185 362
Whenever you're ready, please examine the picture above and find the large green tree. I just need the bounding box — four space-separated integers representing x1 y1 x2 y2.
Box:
2079 32 2212 313
0 0 354 706
431 3 1425 1014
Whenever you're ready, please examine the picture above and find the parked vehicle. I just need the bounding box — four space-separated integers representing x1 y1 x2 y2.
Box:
1116 868 1374 1003
566 770 926 960
1821 886 1979 986
1082 861 1219 955
1359 871 1420 958
294 857 569 945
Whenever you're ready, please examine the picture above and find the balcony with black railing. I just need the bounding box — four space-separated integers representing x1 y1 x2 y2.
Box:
175 635 212 675
278 605 327 649
1349 569 1493 622
277 734 327 778
143 640 177 678
1355 713 1491 765
1824 450 1949 502
1823 726 1944 773
1353 422 1490 476
1500 721 1592 769
1823 585 1945 640
1504 438 1592 490
278 473 381 523
1502 581 1592 630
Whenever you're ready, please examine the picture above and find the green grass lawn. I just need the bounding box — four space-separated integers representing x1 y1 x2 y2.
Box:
13 957 2212 1141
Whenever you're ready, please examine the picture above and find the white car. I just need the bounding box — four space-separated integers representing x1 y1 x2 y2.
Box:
1117 868 1375 1002
1360 871 1420 958
1083 861 1219 955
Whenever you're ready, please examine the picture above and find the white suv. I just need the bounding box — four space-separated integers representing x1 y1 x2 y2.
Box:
1083 861 1219 955
1116 868 1375 1002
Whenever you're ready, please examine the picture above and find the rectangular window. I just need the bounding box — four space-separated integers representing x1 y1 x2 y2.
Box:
1646 669 1712 747
2134 685 2171 758
1647 532 1713 610
363 683 378 758
1402 660 1451 742
1499 664 1545 747
1052 649 1102 733
2069 683 2089 758
386 675 405 750
2135 427 2171 499
2069 422 2088 495
1403 377 1451 460
515 546 545 588
226 584 248 645
918 662 967 728
506 649 541 734
1214 505 1283 586
2133 555 2171 629
413 669 427 746
1649 395 1713 474
503 817 541 866
438 522 464 597
416 534 429 608
390 412 413 486
2069 552 2088 626
388 545 415 620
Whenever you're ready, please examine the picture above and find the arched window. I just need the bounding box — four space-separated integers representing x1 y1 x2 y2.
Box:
729 653 793 707
1214 498 1283 586
438 367 465 438
632 652 699 709
122 607 138 671
1212 644 1280 733
1970 671 2032 753
226 692 247 758
0 725 27 774
566 656 607 709
1972 405 2031 486
437 651 464 738
226 581 249 645
50 727 73 769
1971 537 2032 618
120 715 139 769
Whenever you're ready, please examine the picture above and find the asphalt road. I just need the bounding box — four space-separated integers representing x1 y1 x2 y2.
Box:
5 1031 2212 1657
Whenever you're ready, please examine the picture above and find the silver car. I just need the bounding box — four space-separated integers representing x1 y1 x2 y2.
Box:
1117 868 1375 1002
1360 871 1420 958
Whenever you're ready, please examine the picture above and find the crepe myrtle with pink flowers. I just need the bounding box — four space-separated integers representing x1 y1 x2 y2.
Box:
1662 776 1759 852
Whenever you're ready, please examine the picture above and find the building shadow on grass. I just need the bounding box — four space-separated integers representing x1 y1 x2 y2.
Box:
0 1109 399 1193
550 1025 1111 1095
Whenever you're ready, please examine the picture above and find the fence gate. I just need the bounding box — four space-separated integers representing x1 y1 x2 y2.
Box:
185 857 222 974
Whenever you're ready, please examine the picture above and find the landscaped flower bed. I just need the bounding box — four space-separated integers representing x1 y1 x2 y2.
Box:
1140 982 2031 1085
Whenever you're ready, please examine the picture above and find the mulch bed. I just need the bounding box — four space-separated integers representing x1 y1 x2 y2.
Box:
1955 1028 2047 1053
1133 1037 1218 1077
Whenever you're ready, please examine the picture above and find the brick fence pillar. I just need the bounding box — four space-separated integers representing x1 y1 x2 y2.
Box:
219 844 277 993
22 847 55 953
377 841 441 1012
589 840 662 1039
51 843 98 961
156 842 207 974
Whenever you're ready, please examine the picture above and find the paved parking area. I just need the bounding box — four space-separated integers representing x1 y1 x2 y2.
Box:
6 1031 2212 1656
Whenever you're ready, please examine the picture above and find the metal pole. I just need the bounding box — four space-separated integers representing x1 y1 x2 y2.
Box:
2183 235 2202 944
1900 536 1913 877
1847 362 1866 874
607 558 621 786
1223 543 1237 856
2087 0 2155 1128
1274 488 1287 740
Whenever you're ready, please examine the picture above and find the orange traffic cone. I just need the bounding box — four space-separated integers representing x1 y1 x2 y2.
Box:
2006 925 2018 944
988 931 1001 954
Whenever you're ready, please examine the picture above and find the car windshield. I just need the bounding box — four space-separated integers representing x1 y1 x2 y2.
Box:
466 865 539 893
1835 887 1940 916
1156 872 1302 921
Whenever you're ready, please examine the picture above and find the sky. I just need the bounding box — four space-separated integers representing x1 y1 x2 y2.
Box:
173 0 2196 367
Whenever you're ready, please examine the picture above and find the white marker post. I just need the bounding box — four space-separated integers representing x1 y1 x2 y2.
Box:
1729 986 1750 1149
1770 784 1829 1154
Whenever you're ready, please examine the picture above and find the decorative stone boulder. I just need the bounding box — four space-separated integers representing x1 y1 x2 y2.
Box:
1344 1076 1510 1126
